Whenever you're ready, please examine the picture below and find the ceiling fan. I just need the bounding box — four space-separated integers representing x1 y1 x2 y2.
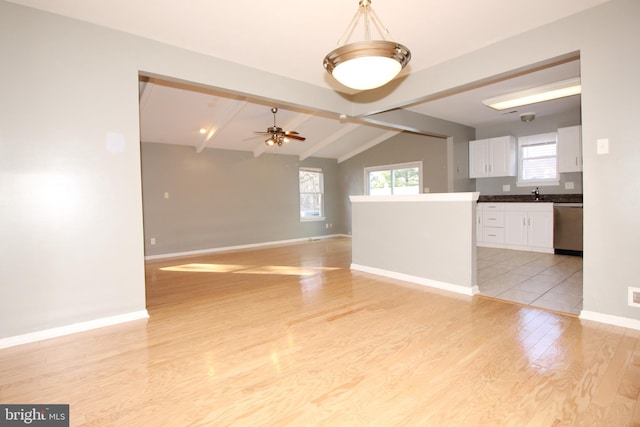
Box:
254 107 306 146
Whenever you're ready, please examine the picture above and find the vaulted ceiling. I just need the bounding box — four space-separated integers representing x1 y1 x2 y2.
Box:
9 0 602 160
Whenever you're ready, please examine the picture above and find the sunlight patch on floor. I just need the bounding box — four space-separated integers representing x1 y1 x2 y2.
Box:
161 263 340 276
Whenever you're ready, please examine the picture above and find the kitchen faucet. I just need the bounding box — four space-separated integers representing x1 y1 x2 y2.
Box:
532 187 540 201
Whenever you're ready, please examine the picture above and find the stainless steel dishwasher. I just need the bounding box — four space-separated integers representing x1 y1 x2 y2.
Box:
553 203 583 255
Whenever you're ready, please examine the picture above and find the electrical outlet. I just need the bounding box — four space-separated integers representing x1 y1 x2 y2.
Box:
164 192 169 199
150 238 156 245
565 181 575 190
502 184 511 192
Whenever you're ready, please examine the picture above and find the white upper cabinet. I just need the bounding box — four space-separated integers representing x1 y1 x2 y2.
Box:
469 136 517 178
469 139 490 178
557 125 582 173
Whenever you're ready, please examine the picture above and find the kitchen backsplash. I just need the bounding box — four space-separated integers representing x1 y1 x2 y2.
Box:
478 193 583 203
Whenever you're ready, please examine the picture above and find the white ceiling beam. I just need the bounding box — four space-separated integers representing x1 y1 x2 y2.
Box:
337 130 401 163
299 123 360 161
196 100 247 153
253 112 314 158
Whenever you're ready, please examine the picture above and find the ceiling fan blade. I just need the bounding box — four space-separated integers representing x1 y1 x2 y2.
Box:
286 134 306 141
284 130 299 135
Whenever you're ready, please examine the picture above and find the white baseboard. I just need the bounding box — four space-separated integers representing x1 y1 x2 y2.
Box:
0 310 149 349
350 264 478 296
145 234 350 260
580 310 640 330
477 242 554 254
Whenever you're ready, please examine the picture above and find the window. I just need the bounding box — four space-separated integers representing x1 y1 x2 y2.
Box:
365 162 422 195
518 133 559 186
299 168 324 221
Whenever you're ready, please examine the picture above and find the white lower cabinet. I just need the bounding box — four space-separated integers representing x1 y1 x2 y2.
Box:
478 202 553 253
477 203 504 245
526 210 554 249
504 210 528 246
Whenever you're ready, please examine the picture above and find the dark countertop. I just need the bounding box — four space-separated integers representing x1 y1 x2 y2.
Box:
478 194 583 203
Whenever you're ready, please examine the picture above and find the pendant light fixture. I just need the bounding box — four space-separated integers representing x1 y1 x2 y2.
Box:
323 0 411 91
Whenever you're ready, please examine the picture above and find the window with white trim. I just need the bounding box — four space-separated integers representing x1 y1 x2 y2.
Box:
299 168 324 221
517 133 559 186
365 162 422 195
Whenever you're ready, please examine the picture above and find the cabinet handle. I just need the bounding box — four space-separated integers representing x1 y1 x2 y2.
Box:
522 218 526 226
575 157 578 166
528 218 531 226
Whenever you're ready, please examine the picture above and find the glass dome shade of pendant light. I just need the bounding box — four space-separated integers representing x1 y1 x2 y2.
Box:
324 40 410 91
323 0 411 91
332 55 401 90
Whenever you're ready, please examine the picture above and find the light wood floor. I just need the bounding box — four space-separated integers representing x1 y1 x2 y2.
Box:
2 237 640 426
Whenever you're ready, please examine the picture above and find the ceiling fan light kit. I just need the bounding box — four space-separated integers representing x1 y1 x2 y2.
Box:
482 77 582 111
323 0 411 91
255 108 306 147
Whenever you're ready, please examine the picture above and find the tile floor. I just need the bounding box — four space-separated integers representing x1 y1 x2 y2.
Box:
477 247 583 315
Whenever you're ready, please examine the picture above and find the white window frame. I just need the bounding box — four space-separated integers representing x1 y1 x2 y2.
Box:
364 161 423 195
299 167 325 222
517 133 560 187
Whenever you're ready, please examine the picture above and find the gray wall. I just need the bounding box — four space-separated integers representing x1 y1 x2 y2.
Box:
1 3 147 337
474 110 583 195
338 132 449 234
2 0 640 339
351 196 477 292
141 143 341 256
352 0 640 322
1 0 350 339
360 109 476 193
371 0 640 323
142 132 452 251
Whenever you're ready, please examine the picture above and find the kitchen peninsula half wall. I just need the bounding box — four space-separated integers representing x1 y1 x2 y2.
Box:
350 193 480 296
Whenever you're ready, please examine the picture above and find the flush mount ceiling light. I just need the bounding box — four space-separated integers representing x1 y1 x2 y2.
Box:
520 112 536 122
323 0 411 91
482 77 582 111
